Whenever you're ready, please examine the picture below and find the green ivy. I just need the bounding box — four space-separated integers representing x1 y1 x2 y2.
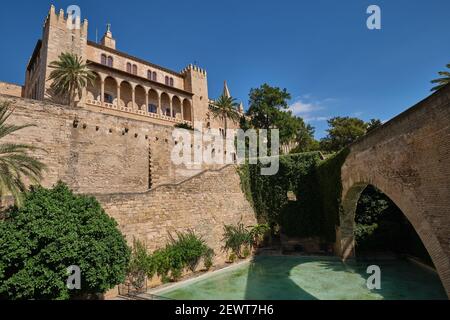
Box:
314 148 350 241
239 149 349 243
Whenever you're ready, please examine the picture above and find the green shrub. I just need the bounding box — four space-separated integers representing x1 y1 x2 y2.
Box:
222 223 253 258
203 248 214 270
127 238 154 291
170 230 207 272
228 253 237 263
241 247 251 258
249 223 270 245
152 230 213 282
0 182 130 300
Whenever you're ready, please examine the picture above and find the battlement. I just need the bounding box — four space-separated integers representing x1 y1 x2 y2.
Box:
181 64 207 76
44 5 88 33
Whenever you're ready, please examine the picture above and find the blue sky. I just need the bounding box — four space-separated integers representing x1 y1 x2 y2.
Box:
0 0 449 138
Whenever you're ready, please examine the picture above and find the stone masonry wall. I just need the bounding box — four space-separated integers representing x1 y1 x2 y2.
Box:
0 82 23 97
0 95 215 193
0 93 256 265
95 164 257 265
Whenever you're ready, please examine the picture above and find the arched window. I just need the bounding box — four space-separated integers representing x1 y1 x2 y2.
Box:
107 56 113 67
126 62 132 73
101 54 107 65
132 64 138 75
165 76 169 85
148 70 152 80
152 72 157 81
169 77 174 87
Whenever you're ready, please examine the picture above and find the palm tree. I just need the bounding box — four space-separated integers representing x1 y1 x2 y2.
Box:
431 63 450 92
209 94 241 138
48 52 96 107
0 101 46 206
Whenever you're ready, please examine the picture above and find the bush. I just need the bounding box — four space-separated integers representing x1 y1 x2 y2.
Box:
0 182 130 300
241 247 251 258
249 224 270 246
127 239 154 291
227 253 237 263
222 223 253 258
203 248 214 270
152 230 213 282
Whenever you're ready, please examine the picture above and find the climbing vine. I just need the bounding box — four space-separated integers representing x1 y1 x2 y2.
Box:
238 149 349 243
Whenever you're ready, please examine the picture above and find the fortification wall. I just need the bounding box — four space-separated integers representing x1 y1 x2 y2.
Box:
0 94 256 266
0 95 212 193
95 164 256 265
0 82 23 98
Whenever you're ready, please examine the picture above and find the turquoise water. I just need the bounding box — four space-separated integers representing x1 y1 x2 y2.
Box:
155 256 447 300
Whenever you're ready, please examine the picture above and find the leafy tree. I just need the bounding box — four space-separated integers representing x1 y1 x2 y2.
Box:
320 117 368 152
0 101 46 206
367 119 383 132
48 52 96 107
431 63 450 92
246 84 317 150
0 182 130 300
247 84 291 130
209 94 241 137
289 117 319 153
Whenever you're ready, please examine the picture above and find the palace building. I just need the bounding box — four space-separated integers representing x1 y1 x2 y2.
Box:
13 5 243 128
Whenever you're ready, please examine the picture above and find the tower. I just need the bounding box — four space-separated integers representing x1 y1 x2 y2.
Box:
223 80 231 98
182 64 209 124
24 5 88 103
101 23 116 49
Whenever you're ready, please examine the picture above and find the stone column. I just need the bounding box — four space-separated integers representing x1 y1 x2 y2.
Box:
157 94 162 115
145 90 149 112
181 99 184 121
100 79 105 105
117 85 121 107
131 85 136 110
169 97 173 118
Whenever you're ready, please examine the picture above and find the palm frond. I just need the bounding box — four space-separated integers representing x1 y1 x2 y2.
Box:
48 52 97 105
431 63 450 92
0 101 46 206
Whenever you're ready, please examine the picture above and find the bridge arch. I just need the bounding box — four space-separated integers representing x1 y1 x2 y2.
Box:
335 86 450 298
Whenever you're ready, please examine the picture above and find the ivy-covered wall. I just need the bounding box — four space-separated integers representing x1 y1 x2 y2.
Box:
239 149 349 243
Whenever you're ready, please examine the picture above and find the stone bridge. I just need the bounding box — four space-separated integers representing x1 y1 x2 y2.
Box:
335 84 450 297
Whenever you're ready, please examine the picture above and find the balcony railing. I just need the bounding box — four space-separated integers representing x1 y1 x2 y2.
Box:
86 99 193 126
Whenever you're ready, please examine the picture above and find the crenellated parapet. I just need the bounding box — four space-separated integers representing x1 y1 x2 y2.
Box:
181 64 207 76
45 5 88 35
